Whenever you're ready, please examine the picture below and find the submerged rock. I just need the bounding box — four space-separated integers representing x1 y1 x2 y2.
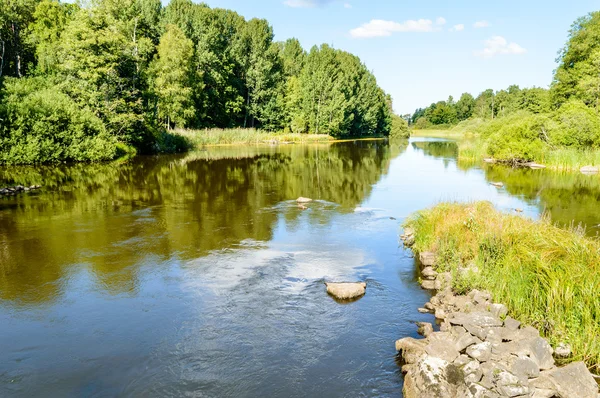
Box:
296 197 313 203
325 282 366 300
490 182 504 188
527 162 546 169
483 158 496 163
580 165 599 174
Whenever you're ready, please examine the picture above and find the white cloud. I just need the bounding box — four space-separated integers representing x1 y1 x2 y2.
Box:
350 17 445 38
474 20 490 28
344 3 352 8
284 0 333 7
475 36 527 58
450 24 465 32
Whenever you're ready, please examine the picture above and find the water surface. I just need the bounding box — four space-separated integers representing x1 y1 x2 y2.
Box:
1 138 599 397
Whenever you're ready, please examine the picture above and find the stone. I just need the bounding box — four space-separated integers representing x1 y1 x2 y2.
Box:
503 317 521 331
528 162 546 169
395 337 427 364
455 331 482 352
464 323 488 341
422 266 438 280
494 369 530 397
466 342 492 362
471 290 492 305
580 165 599 175
298 204 307 210
417 322 434 337
546 361 598 398
511 355 540 381
553 342 572 359
418 307 430 314
296 197 313 203
402 355 466 398
465 382 501 398
519 326 540 338
491 182 504 188
325 282 366 300
424 302 435 311
426 339 460 363
449 311 503 328
454 354 471 367
419 252 436 267
489 303 508 319
525 337 555 370
483 158 496 163
484 328 505 344
435 308 447 320
421 279 439 290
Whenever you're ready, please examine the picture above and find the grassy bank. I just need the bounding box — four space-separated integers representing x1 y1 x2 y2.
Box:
404 201 600 372
172 128 336 147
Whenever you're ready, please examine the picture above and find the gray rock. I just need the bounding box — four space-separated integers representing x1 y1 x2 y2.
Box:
469 290 492 304
424 301 435 311
484 328 505 344
449 311 503 328
467 342 492 362
395 337 427 364
417 322 434 337
489 303 508 319
546 361 598 398
455 331 482 352
325 282 366 300
296 197 313 203
454 354 471 367
426 339 460 363
422 266 438 280
419 252 436 267
494 369 530 397
435 308 447 320
580 165 599 174
553 342 572 359
511 355 540 381
418 307 430 313
464 323 488 340
465 382 501 398
421 279 438 290
503 317 521 331
402 355 466 398
526 337 555 370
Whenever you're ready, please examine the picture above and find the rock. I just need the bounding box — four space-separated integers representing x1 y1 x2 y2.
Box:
484 327 505 344
489 303 508 319
298 204 307 210
419 252 436 267
395 337 427 364
470 290 492 305
491 182 504 188
454 331 482 352
503 317 521 331
542 361 599 398
403 355 465 398
417 322 434 337
518 325 540 339
426 339 460 363
483 158 496 164
466 342 492 362
418 307 430 314
465 382 500 398
435 308 447 320
454 354 471 367
526 337 555 370
449 311 503 328
424 302 435 311
421 279 438 290
528 162 546 169
422 266 438 280
464 323 488 341
325 282 366 300
511 355 540 381
296 197 313 203
553 342 572 359
494 369 530 397
580 165 599 175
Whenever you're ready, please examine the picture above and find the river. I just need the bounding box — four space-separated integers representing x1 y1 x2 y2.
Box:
1 138 599 397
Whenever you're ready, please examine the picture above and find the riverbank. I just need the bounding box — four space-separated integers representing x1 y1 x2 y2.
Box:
397 202 600 396
170 128 336 147
401 202 600 373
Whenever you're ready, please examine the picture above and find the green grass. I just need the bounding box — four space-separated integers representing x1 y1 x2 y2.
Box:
172 128 335 147
404 201 600 372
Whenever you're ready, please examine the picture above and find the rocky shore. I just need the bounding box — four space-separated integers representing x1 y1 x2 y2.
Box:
0 185 41 196
398 228 599 398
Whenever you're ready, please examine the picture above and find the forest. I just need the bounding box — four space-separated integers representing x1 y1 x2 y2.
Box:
411 11 600 165
0 0 396 164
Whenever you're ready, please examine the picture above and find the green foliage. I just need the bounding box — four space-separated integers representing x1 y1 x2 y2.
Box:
0 77 117 164
404 201 600 372
389 114 410 139
551 100 600 148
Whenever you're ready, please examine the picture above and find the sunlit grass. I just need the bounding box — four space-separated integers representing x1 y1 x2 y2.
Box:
404 201 600 372
173 128 335 147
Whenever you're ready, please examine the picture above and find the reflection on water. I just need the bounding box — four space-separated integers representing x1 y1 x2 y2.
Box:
1 138 600 397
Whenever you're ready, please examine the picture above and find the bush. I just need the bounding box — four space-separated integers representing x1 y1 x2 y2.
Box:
389 114 410 139
551 100 600 148
413 117 431 129
0 77 118 164
486 112 553 162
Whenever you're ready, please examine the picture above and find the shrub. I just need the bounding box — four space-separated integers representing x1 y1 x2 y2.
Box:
0 77 118 164
389 114 410 139
551 100 600 148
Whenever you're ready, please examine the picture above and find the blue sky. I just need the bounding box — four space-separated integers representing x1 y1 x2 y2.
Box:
199 0 599 114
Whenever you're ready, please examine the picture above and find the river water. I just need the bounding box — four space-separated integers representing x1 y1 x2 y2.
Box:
1 138 599 397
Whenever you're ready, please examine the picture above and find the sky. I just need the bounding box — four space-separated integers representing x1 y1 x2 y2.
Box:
190 0 599 115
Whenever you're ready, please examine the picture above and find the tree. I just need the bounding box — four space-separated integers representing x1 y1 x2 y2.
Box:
0 0 38 77
149 24 195 129
456 93 475 121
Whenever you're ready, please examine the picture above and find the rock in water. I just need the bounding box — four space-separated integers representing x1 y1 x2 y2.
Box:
491 182 504 188
325 282 366 300
580 165 599 175
296 197 313 203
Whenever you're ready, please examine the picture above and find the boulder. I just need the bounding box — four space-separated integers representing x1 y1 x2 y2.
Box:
580 165 599 175
489 303 508 319
325 282 366 300
422 266 438 280
421 279 441 290
532 362 599 398
503 317 521 331
419 252 436 266
466 341 492 362
494 368 530 397
418 307 430 314
396 337 427 364
454 331 482 352
417 322 434 337
491 182 504 188
296 197 313 203
511 355 540 381
553 342 572 359
525 337 555 370
448 311 503 328
426 339 460 363
403 355 466 398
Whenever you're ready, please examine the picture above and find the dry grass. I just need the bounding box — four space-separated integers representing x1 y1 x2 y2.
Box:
404 201 600 372
172 128 335 147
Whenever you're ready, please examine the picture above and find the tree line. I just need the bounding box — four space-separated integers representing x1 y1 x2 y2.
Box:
411 11 600 161
0 0 393 164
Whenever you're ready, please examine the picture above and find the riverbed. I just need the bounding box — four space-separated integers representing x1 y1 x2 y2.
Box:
1 138 599 397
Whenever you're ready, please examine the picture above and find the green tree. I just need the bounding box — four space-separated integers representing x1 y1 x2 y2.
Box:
149 24 195 129
456 93 475 120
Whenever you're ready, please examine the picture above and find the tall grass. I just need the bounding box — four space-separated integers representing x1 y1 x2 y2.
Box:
404 201 600 372
172 128 334 147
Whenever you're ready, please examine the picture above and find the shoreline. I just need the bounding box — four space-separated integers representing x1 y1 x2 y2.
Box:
397 228 600 397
